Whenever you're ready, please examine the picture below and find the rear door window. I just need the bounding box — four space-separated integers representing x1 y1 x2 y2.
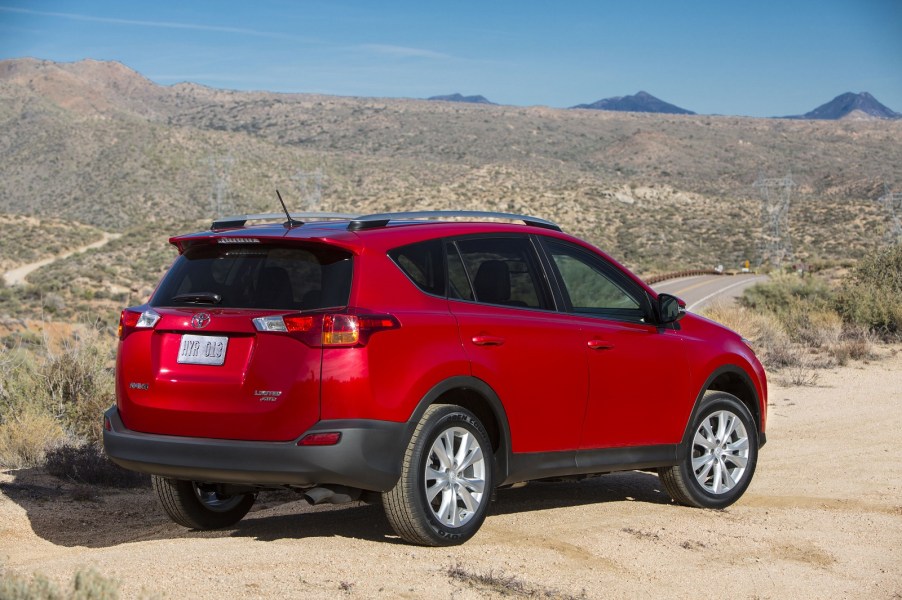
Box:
151 243 352 310
453 237 553 310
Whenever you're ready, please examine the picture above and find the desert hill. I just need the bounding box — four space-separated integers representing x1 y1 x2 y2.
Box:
1 57 900 283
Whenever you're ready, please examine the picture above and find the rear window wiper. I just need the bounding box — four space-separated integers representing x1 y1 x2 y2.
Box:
171 292 222 305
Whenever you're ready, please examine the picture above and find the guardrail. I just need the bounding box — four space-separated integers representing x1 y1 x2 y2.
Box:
645 269 724 285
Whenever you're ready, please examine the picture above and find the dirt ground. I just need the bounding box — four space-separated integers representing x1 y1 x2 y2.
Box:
2 348 901 599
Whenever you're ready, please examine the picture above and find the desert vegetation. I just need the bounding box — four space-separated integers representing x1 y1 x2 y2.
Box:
700 244 902 385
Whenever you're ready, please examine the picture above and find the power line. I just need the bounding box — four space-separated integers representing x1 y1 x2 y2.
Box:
293 169 324 211
206 154 234 216
877 184 902 244
753 173 794 267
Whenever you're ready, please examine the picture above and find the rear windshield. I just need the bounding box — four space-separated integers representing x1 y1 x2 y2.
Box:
151 243 352 310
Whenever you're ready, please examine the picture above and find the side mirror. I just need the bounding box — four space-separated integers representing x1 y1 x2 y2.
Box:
658 293 686 324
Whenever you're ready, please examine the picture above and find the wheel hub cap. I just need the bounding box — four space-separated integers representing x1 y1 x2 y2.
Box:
424 426 486 527
691 410 750 495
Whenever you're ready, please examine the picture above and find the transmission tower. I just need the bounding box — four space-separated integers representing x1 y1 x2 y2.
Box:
877 184 902 244
206 154 235 216
293 169 324 211
753 173 795 267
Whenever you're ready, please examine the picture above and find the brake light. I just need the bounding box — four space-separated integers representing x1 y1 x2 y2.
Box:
118 309 160 339
323 314 399 346
253 312 399 346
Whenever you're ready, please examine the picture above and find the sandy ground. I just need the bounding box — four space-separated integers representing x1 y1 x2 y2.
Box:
2 349 901 599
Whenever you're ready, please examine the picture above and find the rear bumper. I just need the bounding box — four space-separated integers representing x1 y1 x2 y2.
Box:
102 406 407 492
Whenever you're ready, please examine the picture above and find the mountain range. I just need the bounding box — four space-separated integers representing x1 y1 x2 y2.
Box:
572 91 696 115
0 57 900 279
427 93 495 105
785 92 900 120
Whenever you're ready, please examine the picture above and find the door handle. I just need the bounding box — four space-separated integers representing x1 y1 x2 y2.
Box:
587 339 614 350
472 335 505 346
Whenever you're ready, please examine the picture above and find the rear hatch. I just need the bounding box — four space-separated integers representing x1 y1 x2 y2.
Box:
116 239 352 441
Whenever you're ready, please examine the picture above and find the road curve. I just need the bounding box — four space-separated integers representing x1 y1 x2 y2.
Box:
652 273 767 312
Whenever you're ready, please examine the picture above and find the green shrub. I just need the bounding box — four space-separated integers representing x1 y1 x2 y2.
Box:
837 244 902 339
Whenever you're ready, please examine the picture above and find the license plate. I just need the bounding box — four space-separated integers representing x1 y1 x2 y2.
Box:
177 334 228 366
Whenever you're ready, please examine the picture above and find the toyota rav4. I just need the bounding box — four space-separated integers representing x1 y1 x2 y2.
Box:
104 210 767 546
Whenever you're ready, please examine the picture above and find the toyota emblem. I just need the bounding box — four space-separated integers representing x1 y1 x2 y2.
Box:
191 313 211 329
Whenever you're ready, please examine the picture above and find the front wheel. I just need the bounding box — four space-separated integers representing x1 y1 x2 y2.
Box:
658 391 758 509
383 404 494 546
152 476 256 529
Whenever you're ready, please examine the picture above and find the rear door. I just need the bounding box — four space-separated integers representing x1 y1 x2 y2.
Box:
117 241 352 442
447 236 588 453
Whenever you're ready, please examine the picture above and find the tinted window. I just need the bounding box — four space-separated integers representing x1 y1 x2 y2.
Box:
152 243 352 310
544 239 646 322
388 240 445 296
455 237 551 309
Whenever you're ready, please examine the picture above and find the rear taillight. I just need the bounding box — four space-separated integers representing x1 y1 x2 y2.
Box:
253 312 399 347
118 309 160 340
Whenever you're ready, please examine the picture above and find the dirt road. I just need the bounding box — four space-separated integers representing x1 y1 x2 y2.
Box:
2 232 121 286
2 349 901 599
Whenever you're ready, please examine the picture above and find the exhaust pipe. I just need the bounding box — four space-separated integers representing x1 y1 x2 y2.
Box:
303 485 362 505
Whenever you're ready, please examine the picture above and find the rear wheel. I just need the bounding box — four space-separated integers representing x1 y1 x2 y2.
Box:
152 476 255 529
383 404 494 546
658 392 758 509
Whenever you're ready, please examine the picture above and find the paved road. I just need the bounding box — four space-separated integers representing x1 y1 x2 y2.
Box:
652 273 768 312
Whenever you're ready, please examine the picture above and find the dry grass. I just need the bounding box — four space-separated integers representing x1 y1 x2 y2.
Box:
0 323 114 468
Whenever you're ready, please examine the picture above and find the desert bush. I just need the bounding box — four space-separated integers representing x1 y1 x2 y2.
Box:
0 408 67 469
0 325 114 468
0 568 119 600
740 274 836 345
836 244 902 339
41 327 115 443
700 301 802 370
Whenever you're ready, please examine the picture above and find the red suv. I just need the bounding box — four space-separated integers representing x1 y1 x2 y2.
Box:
104 210 767 546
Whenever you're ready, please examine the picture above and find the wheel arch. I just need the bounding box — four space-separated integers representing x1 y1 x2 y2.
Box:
404 376 512 483
680 365 764 457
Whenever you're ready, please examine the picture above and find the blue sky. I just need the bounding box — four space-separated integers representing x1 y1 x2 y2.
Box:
0 1 899 117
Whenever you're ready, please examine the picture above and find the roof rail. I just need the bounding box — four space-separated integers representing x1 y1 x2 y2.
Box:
212 212 359 230
347 210 561 232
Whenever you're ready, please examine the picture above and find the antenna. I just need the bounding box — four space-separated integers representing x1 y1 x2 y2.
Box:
276 190 302 229
753 173 795 267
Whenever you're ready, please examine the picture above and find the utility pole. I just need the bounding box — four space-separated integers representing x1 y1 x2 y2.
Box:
877 184 902 244
206 154 234 216
293 169 324 212
753 173 795 267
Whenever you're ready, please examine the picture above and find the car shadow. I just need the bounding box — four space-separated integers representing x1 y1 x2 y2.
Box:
1 468 670 549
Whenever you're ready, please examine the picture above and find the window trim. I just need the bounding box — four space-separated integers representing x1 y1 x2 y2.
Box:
538 237 654 324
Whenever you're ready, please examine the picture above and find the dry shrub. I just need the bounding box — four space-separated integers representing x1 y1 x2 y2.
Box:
0 408 67 469
0 323 114 468
41 327 115 443
0 567 120 600
700 301 802 370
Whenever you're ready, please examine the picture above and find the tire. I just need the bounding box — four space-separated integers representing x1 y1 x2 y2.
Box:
152 476 256 530
658 391 758 509
383 404 494 546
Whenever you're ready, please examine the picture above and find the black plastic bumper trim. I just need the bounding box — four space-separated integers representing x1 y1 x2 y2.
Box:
102 406 406 492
